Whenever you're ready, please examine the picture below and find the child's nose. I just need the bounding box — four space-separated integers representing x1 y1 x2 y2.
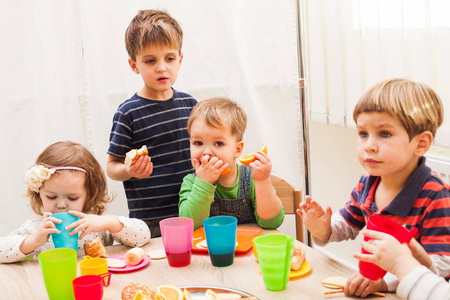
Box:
365 137 378 152
156 61 167 72
56 199 68 209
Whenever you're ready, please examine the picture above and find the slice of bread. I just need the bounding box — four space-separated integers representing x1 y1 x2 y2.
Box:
124 145 148 166
84 237 108 258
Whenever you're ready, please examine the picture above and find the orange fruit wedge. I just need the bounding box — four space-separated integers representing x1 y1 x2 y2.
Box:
133 290 150 300
221 167 231 175
239 145 267 166
205 289 221 300
183 289 192 300
156 285 183 300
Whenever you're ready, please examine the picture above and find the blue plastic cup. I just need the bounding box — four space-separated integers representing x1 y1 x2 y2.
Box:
203 216 237 267
50 212 79 251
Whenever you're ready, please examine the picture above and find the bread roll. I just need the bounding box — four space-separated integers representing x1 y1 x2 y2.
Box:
291 245 306 271
84 237 108 258
124 145 148 166
121 282 155 300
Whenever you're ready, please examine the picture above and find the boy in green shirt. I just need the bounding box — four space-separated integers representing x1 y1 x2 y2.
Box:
179 97 285 230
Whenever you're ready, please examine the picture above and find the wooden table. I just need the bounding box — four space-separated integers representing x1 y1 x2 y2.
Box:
0 231 401 300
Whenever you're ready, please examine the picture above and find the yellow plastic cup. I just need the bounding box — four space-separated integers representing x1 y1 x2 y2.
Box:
254 234 294 291
79 256 108 276
39 248 77 300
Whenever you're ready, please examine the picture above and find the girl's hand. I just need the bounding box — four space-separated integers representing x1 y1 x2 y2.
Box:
249 150 271 181
32 213 62 247
66 211 123 240
193 155 228 184
296 195 332 240
344 271 387 297
127 155 153 179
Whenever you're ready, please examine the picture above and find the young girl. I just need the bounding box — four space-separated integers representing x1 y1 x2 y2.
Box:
178 97 285 230
0 141 150 263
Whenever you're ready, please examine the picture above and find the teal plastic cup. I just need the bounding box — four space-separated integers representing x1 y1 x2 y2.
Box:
254 234 294 291
39 248 77 300
203 216 237 267
50 212 79 251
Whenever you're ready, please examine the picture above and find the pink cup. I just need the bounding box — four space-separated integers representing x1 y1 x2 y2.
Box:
359 215 418 280
159 217 194 267
72 273 111 300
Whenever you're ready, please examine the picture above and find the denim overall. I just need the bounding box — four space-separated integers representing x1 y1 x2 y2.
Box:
209 165 257 224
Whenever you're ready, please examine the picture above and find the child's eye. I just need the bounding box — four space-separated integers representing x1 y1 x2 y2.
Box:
145 59 155 64
359 131 368 138
214 142 224 147
68 197 79 201
193 141 203 146
46 195 57 200
167 57 176 61
380 131 391 138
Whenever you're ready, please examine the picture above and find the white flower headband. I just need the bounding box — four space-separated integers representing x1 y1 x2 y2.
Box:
25 165 87 192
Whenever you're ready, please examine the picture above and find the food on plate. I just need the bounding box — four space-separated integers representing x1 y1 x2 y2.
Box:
290 245 306 271
321 276 348 289
84 237 108 258
107 258 127 268
147 249 167 260
239 145 267 166
125 247 145 266
221 167 231 175
156 285 183 300
183 289 192 300
122 283 155 300
205 289 220 300
133 290 151 300
216 293 242 300
124 145 148 166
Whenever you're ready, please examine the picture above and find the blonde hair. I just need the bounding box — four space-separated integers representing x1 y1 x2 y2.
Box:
27 141 112 216
125 10 183 61
187 97 247 141
353 78 444 139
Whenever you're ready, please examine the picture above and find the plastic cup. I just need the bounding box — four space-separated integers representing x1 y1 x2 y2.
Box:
159 217 194 267
203 216 238 267
254 234 294 291
79 256 108 276
73 273 111 300
39 248 77 300
50 212 80 251
359 215 418 280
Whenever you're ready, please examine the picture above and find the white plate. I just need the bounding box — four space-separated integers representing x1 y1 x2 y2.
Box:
177 285 259 299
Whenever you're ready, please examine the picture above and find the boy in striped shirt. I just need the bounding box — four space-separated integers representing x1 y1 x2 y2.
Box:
107 10 197 238
297 78 450 296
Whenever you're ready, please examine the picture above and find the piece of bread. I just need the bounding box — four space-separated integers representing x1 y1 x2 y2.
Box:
107 258 127 268
124 145 148 166
121 283 155 300
291 245 306 271
125 247 145 266
84 237 108 258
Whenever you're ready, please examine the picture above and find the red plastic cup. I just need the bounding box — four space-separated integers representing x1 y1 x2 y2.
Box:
159 217 194 267
359 215 418 280
72 273 111 300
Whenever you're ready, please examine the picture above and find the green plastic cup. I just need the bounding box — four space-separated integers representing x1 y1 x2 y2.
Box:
254 234 294 291
39 248 77 300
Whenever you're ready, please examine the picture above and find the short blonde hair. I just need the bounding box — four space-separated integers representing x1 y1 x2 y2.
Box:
187 97 247 141
353 78 444 139
125 10 183 61
27 141 112 216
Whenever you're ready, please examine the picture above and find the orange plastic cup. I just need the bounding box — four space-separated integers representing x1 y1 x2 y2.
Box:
79 256 108 276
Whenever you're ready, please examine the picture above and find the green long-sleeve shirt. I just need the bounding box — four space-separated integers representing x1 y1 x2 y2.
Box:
178 165 285 230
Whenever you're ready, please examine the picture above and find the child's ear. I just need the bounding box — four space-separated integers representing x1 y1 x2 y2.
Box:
128 58 139 74
234 141 244 158
179 52 184 64
414 131 433 157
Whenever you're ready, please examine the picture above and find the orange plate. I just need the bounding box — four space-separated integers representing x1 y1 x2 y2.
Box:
192 227 263 253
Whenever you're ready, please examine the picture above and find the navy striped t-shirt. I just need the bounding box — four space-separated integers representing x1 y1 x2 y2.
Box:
108 89 197 220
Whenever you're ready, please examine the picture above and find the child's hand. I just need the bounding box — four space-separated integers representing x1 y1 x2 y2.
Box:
296 196 332 240
33 212 62 247
409 237 432 269
127 155 153 179
66 211 123 240
344 271 387 297
249 150 271 181
193 154 229 184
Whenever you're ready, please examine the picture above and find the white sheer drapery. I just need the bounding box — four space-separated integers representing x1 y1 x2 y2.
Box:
301 0 450 147
0 0 303 235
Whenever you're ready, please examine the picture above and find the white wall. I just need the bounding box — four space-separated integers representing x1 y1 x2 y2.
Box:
309 121 365 269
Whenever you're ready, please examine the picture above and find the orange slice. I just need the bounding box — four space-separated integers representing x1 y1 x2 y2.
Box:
221 167 231 175
239 145 267 166
156 285 183 300
183 289 192 300
133 290 150 300
205 289 221 300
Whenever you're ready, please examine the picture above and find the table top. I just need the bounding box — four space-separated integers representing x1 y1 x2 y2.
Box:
0 230 400 300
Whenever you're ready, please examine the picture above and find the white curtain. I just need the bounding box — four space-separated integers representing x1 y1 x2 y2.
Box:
301 0 450 148
0 0 303 236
